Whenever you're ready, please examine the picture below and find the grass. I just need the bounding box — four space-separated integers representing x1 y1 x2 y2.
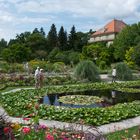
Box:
106 125 140 140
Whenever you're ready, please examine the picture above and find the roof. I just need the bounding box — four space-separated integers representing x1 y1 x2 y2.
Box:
92 19 127 36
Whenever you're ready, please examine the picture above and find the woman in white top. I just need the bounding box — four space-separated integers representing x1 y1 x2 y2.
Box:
35 67 40 88
112 68 116 82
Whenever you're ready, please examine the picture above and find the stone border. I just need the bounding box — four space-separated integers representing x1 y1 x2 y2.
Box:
0 88 140 135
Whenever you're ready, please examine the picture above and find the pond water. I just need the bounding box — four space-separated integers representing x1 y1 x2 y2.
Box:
39 89 140 108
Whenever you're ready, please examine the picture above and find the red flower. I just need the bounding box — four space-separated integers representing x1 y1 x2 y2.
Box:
46 134 54 140
23 118 30 121
4 127 11 134
22 127 31 134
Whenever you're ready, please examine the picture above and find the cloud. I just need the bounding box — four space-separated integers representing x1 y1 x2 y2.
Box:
14 0 140 19
0 0 140 41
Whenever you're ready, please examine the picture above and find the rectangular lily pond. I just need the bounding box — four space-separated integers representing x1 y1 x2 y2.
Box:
39 89 140 108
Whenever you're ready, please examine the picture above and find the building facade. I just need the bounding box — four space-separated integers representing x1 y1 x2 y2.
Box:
89 19 127 46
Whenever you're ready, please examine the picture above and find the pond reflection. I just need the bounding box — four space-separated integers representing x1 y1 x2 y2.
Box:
39 89 140 108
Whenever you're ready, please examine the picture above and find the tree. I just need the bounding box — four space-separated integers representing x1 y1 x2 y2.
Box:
2 43 31 63
47 24 58 51
58 26 67 51
68 25 77 50
125 47 135 68
40 27 46 36
113 22 140 60
33 28 40 34
133 44 140 66
75 32 88 52
2 48 13 62
15 32 31 44
0 38 7 56
82 44 103 61
26 32 47 59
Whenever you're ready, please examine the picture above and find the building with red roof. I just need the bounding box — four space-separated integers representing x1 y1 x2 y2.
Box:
89 19 127 46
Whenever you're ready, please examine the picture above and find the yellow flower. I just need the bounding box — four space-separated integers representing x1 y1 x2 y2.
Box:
11 123 21 130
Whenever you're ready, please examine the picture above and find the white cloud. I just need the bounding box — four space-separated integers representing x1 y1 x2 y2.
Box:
14 0 140 19
0 0 140 41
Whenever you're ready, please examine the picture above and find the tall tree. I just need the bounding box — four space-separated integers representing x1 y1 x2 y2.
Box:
68 25 77 50
0 38 7 56
33 28 40 34
40 27 46 37
58 26 67 50
47 24 58 51
15 32 31 44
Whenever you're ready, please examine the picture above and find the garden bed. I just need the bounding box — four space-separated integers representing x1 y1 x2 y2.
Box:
0 81 140 126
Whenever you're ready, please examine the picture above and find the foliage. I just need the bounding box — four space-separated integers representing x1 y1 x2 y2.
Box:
47 24 58 51
2 43 31 63
58 95 103 105
0 115 105 140
52 62 66 72
82 44 111 68
125 47 135 68
48 47 60 62
0 38 7 56
74 60 101 82
116 62 133 81
29 60 47 72
1 88 140 126
68 51 81 65
106 125 140 140
113 22 140 60
133 44 140 67
68 25 77 50
0 61 25 73
58 26 67 51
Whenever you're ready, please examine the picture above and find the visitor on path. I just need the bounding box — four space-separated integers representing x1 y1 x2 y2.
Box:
34 67 40 88
39 69 44 88
112 67 116 82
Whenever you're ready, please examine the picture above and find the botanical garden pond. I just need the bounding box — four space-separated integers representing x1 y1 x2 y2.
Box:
39 89 140 108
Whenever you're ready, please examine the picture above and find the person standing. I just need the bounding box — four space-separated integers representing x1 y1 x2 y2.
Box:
34 67 40 88
39 69 44 88
112 67 116 82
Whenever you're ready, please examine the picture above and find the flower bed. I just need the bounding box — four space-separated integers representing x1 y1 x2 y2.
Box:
0 111 105 140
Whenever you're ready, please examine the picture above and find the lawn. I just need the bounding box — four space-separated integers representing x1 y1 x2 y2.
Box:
106 125 140 140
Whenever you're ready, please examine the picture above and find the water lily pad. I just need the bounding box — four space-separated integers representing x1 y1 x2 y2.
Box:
58 95 104 105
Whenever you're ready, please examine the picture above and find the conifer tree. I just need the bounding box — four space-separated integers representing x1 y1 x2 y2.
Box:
58 26 67 50
68 25 77 50
47 24 58 51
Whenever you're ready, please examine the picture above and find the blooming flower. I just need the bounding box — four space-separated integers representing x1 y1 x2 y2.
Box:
4 127 11 134
22 127 31 134
23 118 30 121
46 134 54 140
38 124 47 130
11 123 21 130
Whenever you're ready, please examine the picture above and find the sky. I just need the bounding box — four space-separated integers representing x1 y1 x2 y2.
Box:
0 0 140 41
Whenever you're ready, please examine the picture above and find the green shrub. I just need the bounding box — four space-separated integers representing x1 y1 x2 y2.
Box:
74 60 101 82
68 52 80 65
52 62 65 72
116 62 133 81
